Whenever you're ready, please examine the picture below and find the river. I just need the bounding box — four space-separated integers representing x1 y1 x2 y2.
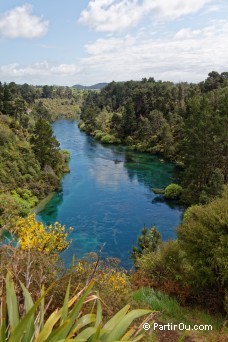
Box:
37 120 183 269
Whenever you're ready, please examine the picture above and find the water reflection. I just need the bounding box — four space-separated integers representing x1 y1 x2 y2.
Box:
85 140 176 192
99 153 174 192
89 162 129 189
37 120 183 269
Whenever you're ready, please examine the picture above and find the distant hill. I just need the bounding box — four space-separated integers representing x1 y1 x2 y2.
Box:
72 83 108 90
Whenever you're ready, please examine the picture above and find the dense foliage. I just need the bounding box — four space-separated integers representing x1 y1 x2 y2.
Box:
178 187 228 311
80 71 228 203
130 226 160 264
15 214 72 252
132 186 228 313
0 81 83 122
164 183 183 199
0 75 227 339
1 273 151 341
0 82 80 227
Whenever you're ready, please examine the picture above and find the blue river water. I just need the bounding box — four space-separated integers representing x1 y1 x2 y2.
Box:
37 120 183 269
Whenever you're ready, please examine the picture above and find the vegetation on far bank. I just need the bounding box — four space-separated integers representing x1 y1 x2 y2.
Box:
0 82 83 227
0 75 227 341
79 71 228 204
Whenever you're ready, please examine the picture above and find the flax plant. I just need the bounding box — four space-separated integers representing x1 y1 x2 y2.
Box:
0 273 152 341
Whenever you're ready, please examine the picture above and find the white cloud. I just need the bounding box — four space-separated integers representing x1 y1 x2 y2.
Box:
79 0 213 32
0 62 81 78
174 28 202 40
85 35 136 54
144 0 213 19
174 20 228 39
0 4 48 39
79 20 228 83
90 162 129 189
79 0 144 32
204 5 220 13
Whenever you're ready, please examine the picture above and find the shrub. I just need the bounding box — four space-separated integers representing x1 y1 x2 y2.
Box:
94 130 105 139
13 188 38 207
101 134 120 144
60 150 70 173
0 245 131 319
125 136 134 145
15 213 72 253
0 273 152 341
131 226 160 265
178 186 228 312
0 193 31 228
0 246 63 306
60 149 71 162
73 256 131 317
164 183 183 199
0 123 14 145
135 240 192 303
78 122 85 131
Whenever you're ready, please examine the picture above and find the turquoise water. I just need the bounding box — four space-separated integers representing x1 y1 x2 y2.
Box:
37 120 183 268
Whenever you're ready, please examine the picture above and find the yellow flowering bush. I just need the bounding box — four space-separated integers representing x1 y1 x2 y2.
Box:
75 260 84 273
73 258 130 317
15 213 72 253
75 260 128 293
99 269 128 294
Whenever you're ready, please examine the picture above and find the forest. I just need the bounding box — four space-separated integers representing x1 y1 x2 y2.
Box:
0 82 83 226
0 74 227 341
80 71 228 204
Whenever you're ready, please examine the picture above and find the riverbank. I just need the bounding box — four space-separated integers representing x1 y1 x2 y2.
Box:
33 149 71 214
32 191 57 214
78 121 184 167
37 119 183 269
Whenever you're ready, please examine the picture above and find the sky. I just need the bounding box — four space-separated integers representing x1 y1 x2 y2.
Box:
0 0 228 86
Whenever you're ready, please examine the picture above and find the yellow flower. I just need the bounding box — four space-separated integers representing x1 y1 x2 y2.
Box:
15 214 72 254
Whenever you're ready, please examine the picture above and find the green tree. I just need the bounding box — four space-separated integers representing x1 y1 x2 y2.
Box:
181 95 226 202
159 122 175 157
199 168 224 203
3 83 14 116
136 240 191 301
42 85 54 98
19 83 37 104
31 118 60 169
203 71 227 92
122 101 136 136
64 86 73 99
178 187 228 311
13 98 27 121
131 226 160 265
33 101 50 120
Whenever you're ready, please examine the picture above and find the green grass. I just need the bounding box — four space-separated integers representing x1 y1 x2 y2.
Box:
133 288 224 330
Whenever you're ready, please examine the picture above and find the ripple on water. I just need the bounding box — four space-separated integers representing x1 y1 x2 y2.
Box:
37 120 184 269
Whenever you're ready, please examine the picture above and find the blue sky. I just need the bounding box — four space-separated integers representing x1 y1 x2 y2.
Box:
0 0 227 85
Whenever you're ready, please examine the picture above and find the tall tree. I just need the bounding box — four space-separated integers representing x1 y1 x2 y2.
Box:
181 94 226 201
122 100 136 136
31 118 60 169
